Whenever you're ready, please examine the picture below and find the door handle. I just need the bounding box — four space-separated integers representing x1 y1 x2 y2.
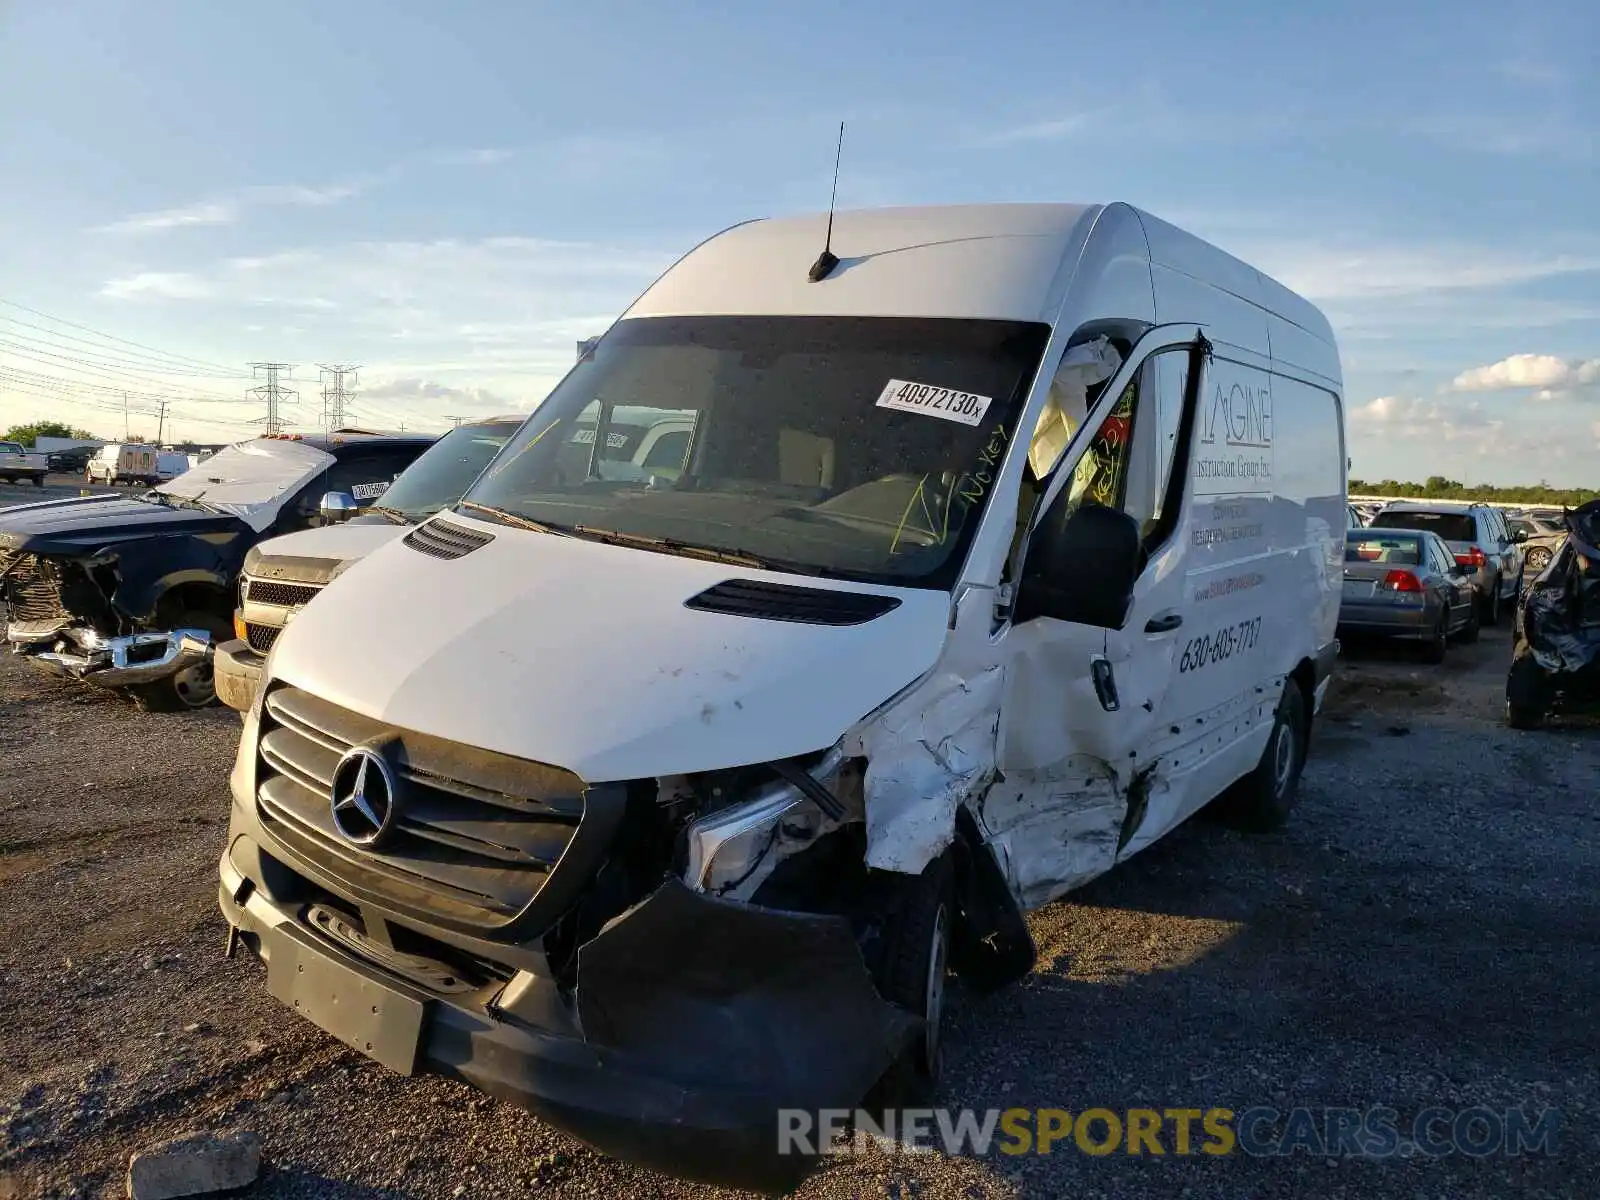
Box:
1144 611 1183 634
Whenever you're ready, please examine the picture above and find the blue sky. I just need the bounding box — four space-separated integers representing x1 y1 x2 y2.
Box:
1 0 1595 485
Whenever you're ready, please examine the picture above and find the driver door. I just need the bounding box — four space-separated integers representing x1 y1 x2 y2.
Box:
990 329 1208 891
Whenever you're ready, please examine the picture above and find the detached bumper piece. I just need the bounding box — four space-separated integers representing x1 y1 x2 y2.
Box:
221 837 914 1195
8 623 214 687
214 638 266 713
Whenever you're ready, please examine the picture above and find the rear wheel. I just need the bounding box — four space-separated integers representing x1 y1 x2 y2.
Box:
1526 546 1552 572
1213 682 1307 832
1481 579 1501 626
129 609 231 713
1421 611 1448 664
1455 600 1480 645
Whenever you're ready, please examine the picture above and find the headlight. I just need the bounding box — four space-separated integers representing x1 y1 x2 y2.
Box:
684 746 848 895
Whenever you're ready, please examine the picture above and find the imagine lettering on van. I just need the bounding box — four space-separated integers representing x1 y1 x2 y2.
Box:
1192 378 1274 497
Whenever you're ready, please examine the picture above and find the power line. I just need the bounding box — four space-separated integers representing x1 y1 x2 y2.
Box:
318 363 360 432
0 296 243 375
247 363 298 435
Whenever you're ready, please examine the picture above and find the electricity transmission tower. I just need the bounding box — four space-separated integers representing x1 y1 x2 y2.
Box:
442 414 464 428
318 364 360 433
247 363 298 435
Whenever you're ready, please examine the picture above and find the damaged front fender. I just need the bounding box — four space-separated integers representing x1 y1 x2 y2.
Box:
851 666 1004 877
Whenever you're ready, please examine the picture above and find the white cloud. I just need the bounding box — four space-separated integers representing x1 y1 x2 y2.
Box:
98 272 214 300
1451 353 1600 398
1243 243 1600 302
94 179 369 235
94 236 668 430
969 114 1095 146
1347 392 1593 478
431 147 517 166
1351 395 1494 436
97 201 241 233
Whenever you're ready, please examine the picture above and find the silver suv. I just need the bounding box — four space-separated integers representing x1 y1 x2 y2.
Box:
1368 501 1525 625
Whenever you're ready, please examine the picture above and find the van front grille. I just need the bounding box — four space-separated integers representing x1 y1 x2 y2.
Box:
253 685 625 936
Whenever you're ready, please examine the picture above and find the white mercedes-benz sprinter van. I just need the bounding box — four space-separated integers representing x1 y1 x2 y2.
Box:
218 202 1345 1189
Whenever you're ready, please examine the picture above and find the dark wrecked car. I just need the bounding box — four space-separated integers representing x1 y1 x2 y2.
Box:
1506 499 1600 729
0 432 436 711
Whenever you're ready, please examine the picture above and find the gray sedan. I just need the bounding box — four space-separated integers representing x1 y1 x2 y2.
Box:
1337 529 1479 663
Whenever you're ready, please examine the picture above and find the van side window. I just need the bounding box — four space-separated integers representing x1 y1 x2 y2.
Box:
1058 350 1186 544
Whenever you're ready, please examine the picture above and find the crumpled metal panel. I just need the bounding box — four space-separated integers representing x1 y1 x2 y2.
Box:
1523 500 1600 675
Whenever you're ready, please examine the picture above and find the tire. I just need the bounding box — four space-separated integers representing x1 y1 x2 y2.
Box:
32 474 44 488
129 609 231 713
1421 611 1448 664
1213 682 1308 833
1481 579 1501 626
1455 600 1480 645
1505 654 1550 730
862 853 954 1109
1527 547 1551 572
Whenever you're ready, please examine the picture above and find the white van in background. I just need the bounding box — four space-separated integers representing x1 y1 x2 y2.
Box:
218 202 1345 1190
87 443 160 486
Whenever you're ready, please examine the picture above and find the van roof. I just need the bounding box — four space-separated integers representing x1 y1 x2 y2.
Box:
623 203 1335 355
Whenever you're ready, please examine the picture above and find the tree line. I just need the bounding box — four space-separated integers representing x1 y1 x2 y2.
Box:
1350 476 1599 507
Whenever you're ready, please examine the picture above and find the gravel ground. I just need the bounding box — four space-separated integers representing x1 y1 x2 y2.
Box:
1 621 1596 1199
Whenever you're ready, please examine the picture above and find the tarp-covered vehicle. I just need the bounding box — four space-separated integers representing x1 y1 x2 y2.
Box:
1506 499 1600 729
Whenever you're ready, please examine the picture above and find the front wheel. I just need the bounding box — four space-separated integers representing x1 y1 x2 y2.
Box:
129 610 231 712
1213 682 1308 832
1506 654 1551 730
863 854 954 1108
1526 546 1552 572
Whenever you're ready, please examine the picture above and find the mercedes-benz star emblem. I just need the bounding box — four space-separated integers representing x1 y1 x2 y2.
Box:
329 746 401 848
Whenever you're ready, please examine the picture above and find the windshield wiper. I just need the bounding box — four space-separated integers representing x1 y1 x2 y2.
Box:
369 505 412 525
458 500 571 536
569 525 816 573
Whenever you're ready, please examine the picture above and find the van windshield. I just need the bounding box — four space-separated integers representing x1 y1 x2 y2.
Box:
462 315 1050 588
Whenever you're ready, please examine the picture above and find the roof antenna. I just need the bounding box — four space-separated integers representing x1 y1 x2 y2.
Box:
808 122 845 282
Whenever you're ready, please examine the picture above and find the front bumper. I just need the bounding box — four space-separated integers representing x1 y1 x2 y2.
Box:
213 638 265 713
6 622 213 687
219 823 914 1193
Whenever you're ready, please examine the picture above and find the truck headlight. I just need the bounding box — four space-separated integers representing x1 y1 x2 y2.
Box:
683 746 848 894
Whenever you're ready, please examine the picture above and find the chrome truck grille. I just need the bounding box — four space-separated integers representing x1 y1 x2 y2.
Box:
244 579 322 608
0 554 71 623
244 623 281 653
253 685 626 936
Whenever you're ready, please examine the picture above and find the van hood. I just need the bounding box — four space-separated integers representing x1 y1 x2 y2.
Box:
0 492 244 555
268 517 950 782
244 521 410 587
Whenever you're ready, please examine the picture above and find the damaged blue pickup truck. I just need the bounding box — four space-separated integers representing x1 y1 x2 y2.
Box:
0 432 434 710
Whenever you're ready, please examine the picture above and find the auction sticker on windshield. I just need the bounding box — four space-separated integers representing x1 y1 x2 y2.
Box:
875 379 994 427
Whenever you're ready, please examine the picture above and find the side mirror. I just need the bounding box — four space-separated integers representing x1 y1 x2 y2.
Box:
1511 529 1528 544
1013 501 1143 628
319 491 359 523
